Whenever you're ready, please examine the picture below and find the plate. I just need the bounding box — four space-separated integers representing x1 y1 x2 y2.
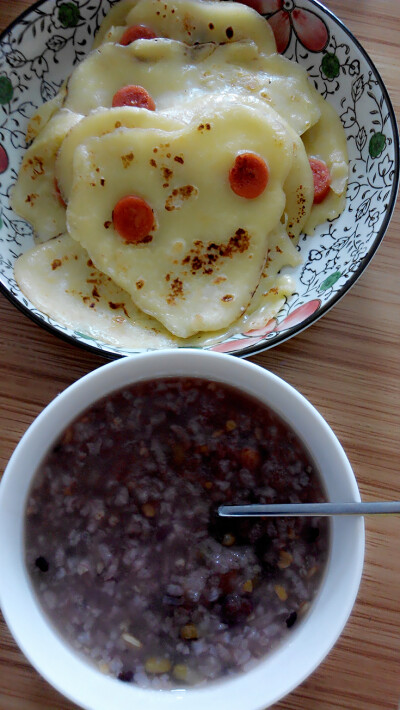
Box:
0 0 398 358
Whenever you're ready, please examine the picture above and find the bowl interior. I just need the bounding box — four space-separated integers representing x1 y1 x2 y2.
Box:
0 350 364 710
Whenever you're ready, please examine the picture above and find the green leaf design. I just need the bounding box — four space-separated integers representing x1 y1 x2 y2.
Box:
368 132 386 158
321 53 340 79
320 272 341 291
0 76 13 104
58 2 80 28
74 330 96 340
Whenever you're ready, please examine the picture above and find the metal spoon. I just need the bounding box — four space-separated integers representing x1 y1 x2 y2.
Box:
218 501 400 518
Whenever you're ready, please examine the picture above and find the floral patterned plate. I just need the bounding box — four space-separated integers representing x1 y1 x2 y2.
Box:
0 0 398 358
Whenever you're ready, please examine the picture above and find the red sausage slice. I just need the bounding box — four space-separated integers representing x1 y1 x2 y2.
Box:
229 152 269 199
112 85 156 111
309 157 331 204
119 24 157 45
112 195 155 244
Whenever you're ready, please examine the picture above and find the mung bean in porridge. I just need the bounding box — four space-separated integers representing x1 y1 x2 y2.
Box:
25 377 329 688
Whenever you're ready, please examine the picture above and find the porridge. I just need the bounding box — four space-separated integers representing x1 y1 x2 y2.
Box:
25 377 329 687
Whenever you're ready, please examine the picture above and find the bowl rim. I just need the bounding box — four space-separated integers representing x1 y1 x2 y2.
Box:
0 349 365 710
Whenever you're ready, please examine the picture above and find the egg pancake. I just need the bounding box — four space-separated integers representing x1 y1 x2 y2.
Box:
11 109 82 242
302 92 349 235
55 107 184 202
67 101 294 337
63 37 320 135
94 0 276 53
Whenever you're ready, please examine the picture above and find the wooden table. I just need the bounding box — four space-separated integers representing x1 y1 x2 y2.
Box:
0 1 399 708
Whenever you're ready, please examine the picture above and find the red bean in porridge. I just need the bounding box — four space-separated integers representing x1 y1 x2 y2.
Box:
25 377 329 688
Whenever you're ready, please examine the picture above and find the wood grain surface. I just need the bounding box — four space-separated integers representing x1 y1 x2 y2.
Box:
0 1 399 708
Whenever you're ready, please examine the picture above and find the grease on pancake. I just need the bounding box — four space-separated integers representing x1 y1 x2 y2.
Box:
67 101 294 337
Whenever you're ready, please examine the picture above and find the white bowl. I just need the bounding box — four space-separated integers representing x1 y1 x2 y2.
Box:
0 350 364 709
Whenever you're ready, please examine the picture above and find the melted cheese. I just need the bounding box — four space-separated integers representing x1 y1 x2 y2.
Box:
67 101 294 337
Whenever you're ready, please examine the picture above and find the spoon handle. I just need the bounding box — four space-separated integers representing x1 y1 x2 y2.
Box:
218 501 400 518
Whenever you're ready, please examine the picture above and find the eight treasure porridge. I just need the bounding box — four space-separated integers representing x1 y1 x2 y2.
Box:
25 377 329 688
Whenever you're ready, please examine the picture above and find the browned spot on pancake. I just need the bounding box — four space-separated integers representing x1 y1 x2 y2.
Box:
108 301 129 317
26 156 45 179
25 192 39 205
222 294 233 302
181 228 250 276
165 184 197 211
167 277 185 304
136 280 144 290
129 233 153 245
121 152 134 169
150 158 157 167
51 259 62 270
104 220 112 229
162 167 174 187
174 155 184 164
